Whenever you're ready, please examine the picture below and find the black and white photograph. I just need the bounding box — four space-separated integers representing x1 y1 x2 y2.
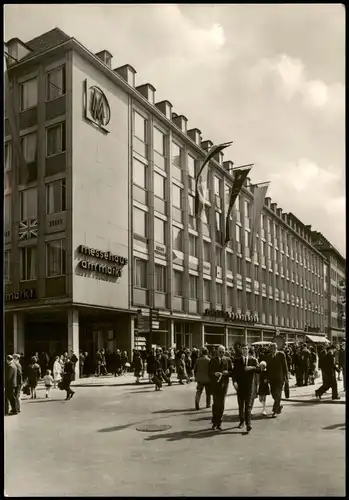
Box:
4 3 345 497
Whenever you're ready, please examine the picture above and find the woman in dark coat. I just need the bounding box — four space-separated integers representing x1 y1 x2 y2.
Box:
27 356 41 399
60 359 75 400
133 352 143 384
147 349 156 383
185 352 193 382
177 353 189 385
308 346 317 385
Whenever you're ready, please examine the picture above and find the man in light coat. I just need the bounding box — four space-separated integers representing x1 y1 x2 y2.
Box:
5 355 18 416
194 347 211 410
12 354 23 414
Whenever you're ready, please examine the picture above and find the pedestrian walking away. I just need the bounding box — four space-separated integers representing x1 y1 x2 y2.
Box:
316 345 341 401
208 345 233 431
232 344 258 433
265 343 288 418
194 347 211 410
43 369 54 398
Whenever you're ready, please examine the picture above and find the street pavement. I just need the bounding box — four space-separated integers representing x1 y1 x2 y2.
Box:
5 375 345 497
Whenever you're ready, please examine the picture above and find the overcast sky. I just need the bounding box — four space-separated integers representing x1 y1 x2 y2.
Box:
5 4 345 255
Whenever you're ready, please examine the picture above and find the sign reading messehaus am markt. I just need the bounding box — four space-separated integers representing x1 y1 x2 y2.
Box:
77 245 127 281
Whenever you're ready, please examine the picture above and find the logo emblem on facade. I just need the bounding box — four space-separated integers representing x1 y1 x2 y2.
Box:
84 79 110 133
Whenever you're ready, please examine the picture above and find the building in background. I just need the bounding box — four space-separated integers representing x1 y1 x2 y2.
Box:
310 231 346 342
4 28 336 368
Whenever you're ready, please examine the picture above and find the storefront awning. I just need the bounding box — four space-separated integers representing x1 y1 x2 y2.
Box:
306 334 330 344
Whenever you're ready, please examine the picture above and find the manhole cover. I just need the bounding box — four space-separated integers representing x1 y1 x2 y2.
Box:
136 424 172 432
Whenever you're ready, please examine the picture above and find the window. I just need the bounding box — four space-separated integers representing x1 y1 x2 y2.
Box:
172 226 183 251
203 280 211 301
216 283 223 304
244 199 251 218
214 176 220 195
188 155 195 178
134 112 147 142
227 286 233 307
237 257 242 275
5 142 11 171
189 275 198 299
5 250 11 284
245 261 251 278
134 258 147 288
20 187 37 220
154 172 165 199
20 246 37 281
21 132 37 163
203 242 211 262
172 184 182 208
215 247 222 267
215 211 222 232
172 142 182 167
133 207 147 238
236 225 241 242
155 265 166 292
173 271 183 296
133 158 146 188
5 195 11 226
46 66 66 101
245 230 250 248
154 127 165 155
46 123 66 157
46 179 66 214
46 240 66 277
20 78 38 111
226 253 233 272
154 217 165 244
189 234 198 257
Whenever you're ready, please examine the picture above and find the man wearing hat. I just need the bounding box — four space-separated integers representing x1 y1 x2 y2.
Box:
5 355 18 415
12 354 23 413
315 345 341 400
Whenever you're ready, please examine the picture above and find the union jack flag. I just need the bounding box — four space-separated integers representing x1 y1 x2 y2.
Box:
18 219 38 240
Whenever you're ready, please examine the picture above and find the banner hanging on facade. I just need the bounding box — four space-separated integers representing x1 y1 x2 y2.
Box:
224 165 252 245
249 183 270 256
195 141 233 218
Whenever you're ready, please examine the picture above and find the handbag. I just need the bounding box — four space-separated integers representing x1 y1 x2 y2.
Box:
22 385 31 396
58 381 65 390
284 378 290 399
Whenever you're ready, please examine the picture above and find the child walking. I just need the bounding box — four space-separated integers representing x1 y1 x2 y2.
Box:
257 361 270 416
43 369 54 398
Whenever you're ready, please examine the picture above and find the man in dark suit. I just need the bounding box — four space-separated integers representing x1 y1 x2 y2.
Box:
232 344 258 433
208 345 233 431
12 354 23 414
316 345 340 400
5 355 18 416
265 343 288 417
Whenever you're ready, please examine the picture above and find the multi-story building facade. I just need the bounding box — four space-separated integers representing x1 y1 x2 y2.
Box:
310 231 346 342
4 28 329 366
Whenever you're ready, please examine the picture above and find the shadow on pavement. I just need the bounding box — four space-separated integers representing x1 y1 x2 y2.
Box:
190 413 271 423
144 427 245 442
322 423 345 431
152 408 198 414
284 398 345 406
98 423 137 433
25 399 66 404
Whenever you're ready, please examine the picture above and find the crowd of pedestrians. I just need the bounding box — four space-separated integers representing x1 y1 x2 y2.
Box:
5 340 345 423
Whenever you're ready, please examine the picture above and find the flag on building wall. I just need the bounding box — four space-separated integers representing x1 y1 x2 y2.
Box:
4 53 29 185
195 141 233 218
250 182 270 256
224 165 252 245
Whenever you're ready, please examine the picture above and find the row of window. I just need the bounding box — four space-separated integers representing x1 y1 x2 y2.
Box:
5 122 66 168
133 258 326 306
18 65 66 112
4 179 65 224
4 240 65 283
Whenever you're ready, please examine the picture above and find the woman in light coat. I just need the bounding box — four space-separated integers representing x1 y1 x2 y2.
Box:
53 356 62 388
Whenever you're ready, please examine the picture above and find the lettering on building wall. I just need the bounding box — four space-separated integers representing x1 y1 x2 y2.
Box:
6 288 36 302
76 245 127 283
155 244 166 257
49 219 63 228
204 308 258 324
83 79 111 133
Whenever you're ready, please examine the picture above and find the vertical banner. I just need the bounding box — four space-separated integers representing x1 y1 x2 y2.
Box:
224 166 252 245
249 183 269 256
195 141 233 218
4 54 28 185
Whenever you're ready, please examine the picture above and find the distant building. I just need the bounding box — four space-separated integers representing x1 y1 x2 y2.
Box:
4 28 333 366
310 231 346 342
